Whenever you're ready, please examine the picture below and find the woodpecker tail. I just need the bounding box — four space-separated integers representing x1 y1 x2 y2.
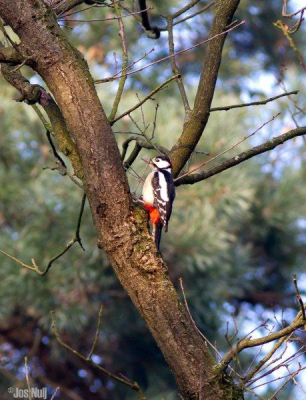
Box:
152 222 163 251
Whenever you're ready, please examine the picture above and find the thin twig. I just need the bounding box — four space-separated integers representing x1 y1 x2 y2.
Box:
179 278 221 358
51 311 145 399
46 129 67 169
167 16 190 113
31 104 52 131
95 20 245 83
160 1 215 31
175 125 306 186
267 369 300 399
173 1 215 27
108 3 128 121
210 91 298 112
176 113 281 182
24 357 32 400
58 7 152 22
274 20 306 70
110 74 180 125
293 274 306 321
87 305 104 360
242 335 289 383
50 387 60 400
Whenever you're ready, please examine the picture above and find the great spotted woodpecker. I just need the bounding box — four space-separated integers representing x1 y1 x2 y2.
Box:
142 155 175 250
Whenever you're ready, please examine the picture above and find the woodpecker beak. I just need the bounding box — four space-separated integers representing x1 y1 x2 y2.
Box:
141 158 150 165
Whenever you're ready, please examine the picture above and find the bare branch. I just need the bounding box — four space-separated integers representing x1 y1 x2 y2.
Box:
108 4 128 121
176 113 280 183
293 275 306 321
171 0 201 19
51 310 145 398
176 126 306 186
243 335 289 383
58 7 153 23
167 16 190 114
274 20 306 70
95 20 245 84
54 0 105 15
282 0 306 19
24 357 32 400
219 310 306 373
87 305 104 359
110 74 180 125
171 1 215 28
210 91 299 112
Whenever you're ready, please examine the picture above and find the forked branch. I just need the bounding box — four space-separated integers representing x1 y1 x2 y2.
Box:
219 309 306 374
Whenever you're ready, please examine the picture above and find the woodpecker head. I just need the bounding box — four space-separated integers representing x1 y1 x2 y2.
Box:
149 155 172 171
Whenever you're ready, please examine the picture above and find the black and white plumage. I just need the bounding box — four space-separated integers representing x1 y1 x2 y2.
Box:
142 155 175 250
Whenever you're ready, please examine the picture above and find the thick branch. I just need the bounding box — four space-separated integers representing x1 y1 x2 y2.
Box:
169 0 241 176
175 126 306 186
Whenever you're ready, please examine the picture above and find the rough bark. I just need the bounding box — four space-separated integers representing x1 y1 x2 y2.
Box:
170 0 241 176
0 1 243 398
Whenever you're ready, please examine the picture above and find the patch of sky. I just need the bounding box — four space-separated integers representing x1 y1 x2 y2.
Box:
78 369 87 378
106 380 115 390
71 23 90 36
11 232 19 241
91 354 103 364
41 336 49 345
249 6 261 16
29 75 43 85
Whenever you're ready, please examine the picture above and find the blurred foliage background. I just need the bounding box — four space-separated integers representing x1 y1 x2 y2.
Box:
0 0 305 399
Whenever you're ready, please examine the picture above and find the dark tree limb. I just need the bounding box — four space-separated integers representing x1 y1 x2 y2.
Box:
169 0 241 176
175 126 306 186
135 0 160 39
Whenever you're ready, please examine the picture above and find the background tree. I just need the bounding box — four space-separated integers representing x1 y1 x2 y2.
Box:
0 1 305 399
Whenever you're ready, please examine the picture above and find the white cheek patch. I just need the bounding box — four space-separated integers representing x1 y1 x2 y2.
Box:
156 160 170 169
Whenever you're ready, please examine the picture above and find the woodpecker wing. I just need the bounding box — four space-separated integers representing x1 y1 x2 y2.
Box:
152 171 175 231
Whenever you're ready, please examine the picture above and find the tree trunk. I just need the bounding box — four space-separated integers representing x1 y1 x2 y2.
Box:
0 1 243 398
